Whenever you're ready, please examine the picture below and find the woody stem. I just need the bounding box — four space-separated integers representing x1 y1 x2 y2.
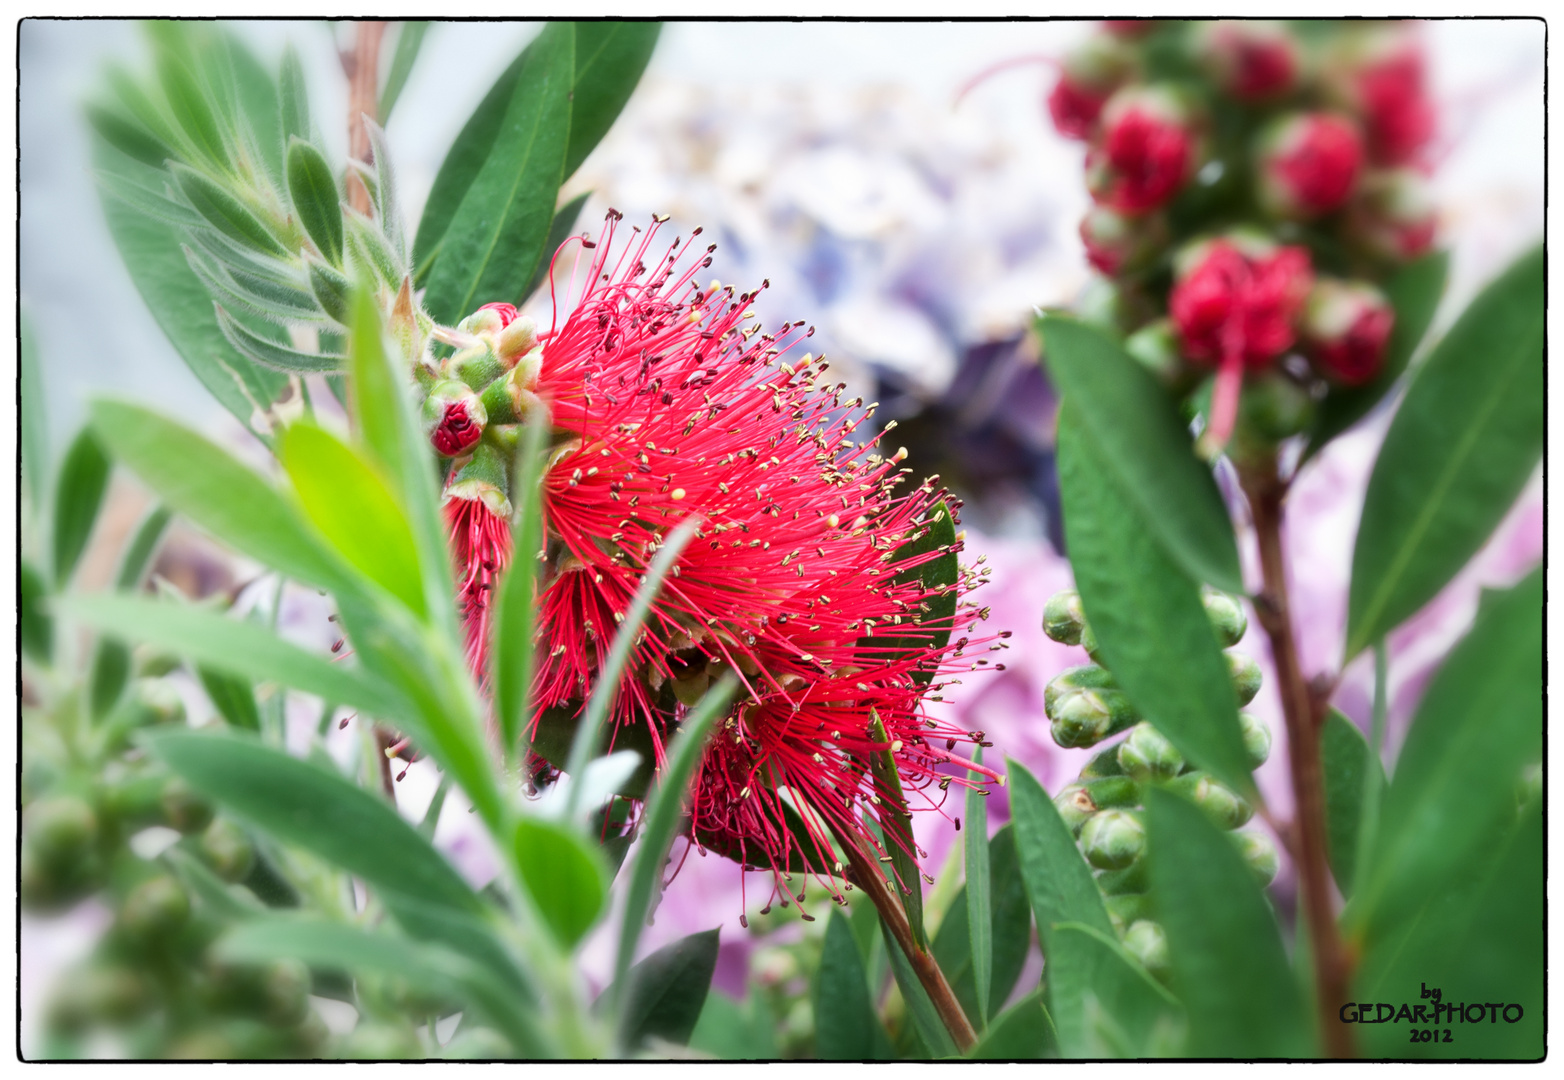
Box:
344 20 387 215
1240 456 1356 1059
837 825 978 1053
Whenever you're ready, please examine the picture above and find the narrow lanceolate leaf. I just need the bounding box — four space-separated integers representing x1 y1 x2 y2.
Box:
511 817 608 948
52 429 112 587
612 929 721 1050
816 908 893 1059
21 562 53 664
970 989 1058 1059
865 711 927 950
63 594 408 722
155 48 229 171
171 162 288 258
379 21 430 122
226 32 284 183
85 101 174 169
1352 566 1541 940
187 248 325 327
20 307 47 519
1303 250 1449 460
197 667 261 731
932 825 1031 1029
96 170 205 229
88 400 345 591
88 504 173 720
1147 787 1309 1057
1319 709 1384 899
1039 314 1242 593
563 22 661 177
614 677 738 1009
149 729 482 913
278 43 310 144
307 262 351 324
965 745 992 1026
1346 244 1543 659
286 137 343 266
859 498 958 683
519 190 591 302
492 416 550 760
364 120 407 267
1048 924 1184 1058
880 915 961 1058
213 304 343 373
1056 408 1254 795
280 423 426 617
421 22 573 324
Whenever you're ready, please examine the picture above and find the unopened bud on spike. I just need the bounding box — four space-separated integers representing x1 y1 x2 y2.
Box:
1227 650 1262 706
1118 721 1185 781
1043 589 1087 645
1106 892 1150 935
1054 783 1097 837
458 302 515 337
447 342 505 393
1122 919 1171 980
1081 808 1146 870
1233 829 1279 886
1201 588 1248 647
1238 711 1272 769
1168 772 1253 830
1298 277 1396 386
495 315 539 366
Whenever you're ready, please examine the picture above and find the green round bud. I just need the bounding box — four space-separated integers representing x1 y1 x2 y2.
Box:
200 819 256 883
131 677 187 726
289 1009 331 1056
1227 651 1262 706
1050 688 1132 749
1117 722 1185 781
1044 664 1118 715
1239 711 1272 769
161 776 214 834
258 959 312 1027
121 875 190 939
335 1023 425 1061
1201 588 1248 647
135 652 183 679
20 843 100 912
1234 370 1316 450
1081 809 1146 871
1105 892 1150 936
1233 830 1279 886
1096 860 1149 896
25 795 99 868
1043 590 1086 645
53 965 151 1027
168 1031 238 1060
442 1027 512 1060
1122 919 1171 979
1170 773 1253 830
1054 784 1097 837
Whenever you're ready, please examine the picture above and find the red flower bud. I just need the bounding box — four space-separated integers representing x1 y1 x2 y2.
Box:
1197 21 1300 103
1347 168 1438 262
478 302 520 328
1298 278 1396 385
1079 204 1167 276
1048 34 1135 140
1170 236 1314 371
1256 112 1364 219
423 379 488 457
1086 86 1200 213
1327 26 1436 167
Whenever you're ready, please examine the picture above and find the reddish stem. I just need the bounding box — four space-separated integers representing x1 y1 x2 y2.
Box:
344 21 387 215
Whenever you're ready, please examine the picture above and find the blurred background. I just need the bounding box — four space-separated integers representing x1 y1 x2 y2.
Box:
18 18 1544 1057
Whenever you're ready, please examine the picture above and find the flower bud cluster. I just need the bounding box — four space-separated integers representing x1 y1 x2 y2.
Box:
1042 586 1278 978
1049 20 1441 456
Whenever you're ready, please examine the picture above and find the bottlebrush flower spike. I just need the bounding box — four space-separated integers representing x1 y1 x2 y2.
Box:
1086 85 1200 213
1169 234 1313 453
517 212 1001 906
1256 113 1364 220
1298 277 1396 386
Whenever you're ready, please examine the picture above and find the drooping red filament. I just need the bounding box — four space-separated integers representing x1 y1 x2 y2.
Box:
445 495 512 678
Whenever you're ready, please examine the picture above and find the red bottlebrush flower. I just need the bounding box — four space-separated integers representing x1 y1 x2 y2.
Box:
516 213 999 903
445 441 513 675
1086 86 1199 213
1256 113 1364 219
1079 204 1167 276
1047 34 1135 141
1170 235 1313 451
1198 21 1300 103
1298 278 1396 385
1348 168 1438 262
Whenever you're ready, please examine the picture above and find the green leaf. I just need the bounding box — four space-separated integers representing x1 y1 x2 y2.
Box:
511 817 607 948
286 138 343 267
420 22 573 324
52 429 112 587
965 745 992 1026
89 400 344 590
932 825 1032 1030
1146 786 1309 1057
379 21 430 122
346 284 457 645
613 677 738 1020
213 304 343 372
20 306 47 520
197 667 262 731
970 989 1058 1059
85 101 174 169
815 908 894 1059
63 594 407 723
94 142 287 435
492 417 550 760
562 22 661 178
1056 408 1254 794
217 917 546 1056
148 728 482 914
879 915 960 1058
155 48 229 171
1346 244 1543 658
689 990 779 1061
867 711 927 950
226 33 284 183
858 498 958 683
20 561 52 665
1049 923 1184 1058
364 120 407 268
171 162 288 258
1304 251 1449 459
518 190 591 303
1320 709 1383 899
278 423 426 617
278 43 310 144
1038 314 1242 593
1352 566 1541 939
612 929 720 1049
1355 801 1541 1060
97 170 206 229
115 502 174 592
88 504 172 721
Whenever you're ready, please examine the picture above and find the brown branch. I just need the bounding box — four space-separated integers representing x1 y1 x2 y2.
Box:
1239 457 1355 1059
345 21 387 216
836 824 978 1054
